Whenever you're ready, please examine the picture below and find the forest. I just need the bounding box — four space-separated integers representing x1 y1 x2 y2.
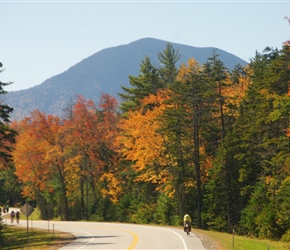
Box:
0 40 289 242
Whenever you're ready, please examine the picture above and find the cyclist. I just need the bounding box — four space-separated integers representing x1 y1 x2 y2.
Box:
10 210 15 223
16 211 20 223
183 213 192 234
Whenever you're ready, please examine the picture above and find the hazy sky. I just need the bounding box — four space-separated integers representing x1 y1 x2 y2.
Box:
1 1 290 92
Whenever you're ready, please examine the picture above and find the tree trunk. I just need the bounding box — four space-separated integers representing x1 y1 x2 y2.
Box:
57 165 70 221
193 106 202 228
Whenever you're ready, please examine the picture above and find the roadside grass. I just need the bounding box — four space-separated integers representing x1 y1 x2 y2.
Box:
1 207 68 249
194 229 290 250
28 207 41 220
1 225 76 250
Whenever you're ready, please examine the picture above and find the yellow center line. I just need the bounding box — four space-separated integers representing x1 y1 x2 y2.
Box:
124 230 139 250
111 227 139 250
92 225 139 249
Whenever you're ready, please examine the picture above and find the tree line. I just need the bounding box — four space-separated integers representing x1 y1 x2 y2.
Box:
0 42 289 241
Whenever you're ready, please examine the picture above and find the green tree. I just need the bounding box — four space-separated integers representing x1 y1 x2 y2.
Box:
160 81 194 220
159 58 213 228
202 60 249 233
119 56 163 114
119 43 181 115
158 43 180 85
276 177 290 240
0 63 18 163
201 52 229 153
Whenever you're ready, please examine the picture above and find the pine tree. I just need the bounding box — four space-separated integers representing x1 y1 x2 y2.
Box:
202 52 229 147
119 43 181 115
201 55 249 232
119 56 163 114
160 58 212 228
158 43 180 86
0 62 18 163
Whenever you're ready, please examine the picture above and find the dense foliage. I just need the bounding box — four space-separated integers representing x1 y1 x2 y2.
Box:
1 41 289 242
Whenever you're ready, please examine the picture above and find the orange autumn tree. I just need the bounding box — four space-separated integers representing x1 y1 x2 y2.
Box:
97 94 122 204
61 95 100 210
117 91 174 195
61 94 121 218
13 110 70 220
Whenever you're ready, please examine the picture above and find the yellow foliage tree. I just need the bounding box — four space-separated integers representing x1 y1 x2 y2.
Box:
117 90 176 196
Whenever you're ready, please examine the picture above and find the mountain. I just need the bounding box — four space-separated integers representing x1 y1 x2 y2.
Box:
5 37 248 120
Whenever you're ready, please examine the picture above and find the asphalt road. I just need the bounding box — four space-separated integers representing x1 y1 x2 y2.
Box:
2 210 206 250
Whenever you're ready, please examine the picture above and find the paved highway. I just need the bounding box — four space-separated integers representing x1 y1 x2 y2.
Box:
3 211 206 249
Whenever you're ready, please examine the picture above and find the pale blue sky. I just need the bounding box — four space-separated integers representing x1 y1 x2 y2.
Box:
1 1 290 92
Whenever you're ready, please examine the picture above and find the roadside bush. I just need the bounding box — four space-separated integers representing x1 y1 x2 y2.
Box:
130 204 155 224
153 193 175 225
281 230 290 242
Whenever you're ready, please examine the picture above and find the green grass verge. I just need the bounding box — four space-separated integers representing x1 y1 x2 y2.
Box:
1 225 75 250
194 229 290 250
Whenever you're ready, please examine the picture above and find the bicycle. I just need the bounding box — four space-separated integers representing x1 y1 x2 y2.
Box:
184 222 191 236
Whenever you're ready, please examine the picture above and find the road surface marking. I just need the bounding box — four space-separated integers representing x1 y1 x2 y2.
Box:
162 228 188 250
86 225 139 250
103 226 139 250
122 229 138 250
68 229 95 250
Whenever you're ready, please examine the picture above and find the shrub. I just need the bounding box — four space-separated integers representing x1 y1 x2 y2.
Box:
281 230 290 242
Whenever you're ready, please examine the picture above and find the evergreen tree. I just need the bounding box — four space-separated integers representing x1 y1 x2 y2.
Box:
181 59 213 229
159 58 213 228
0 63 18 163
158 43 180 86
202 61 249 233
119 56 163 114
160 79 194 219
201 52 229 151
119 43 181 116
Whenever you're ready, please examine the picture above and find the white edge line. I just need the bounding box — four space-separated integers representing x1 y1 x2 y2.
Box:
162 228 188 250
61 229 95 250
